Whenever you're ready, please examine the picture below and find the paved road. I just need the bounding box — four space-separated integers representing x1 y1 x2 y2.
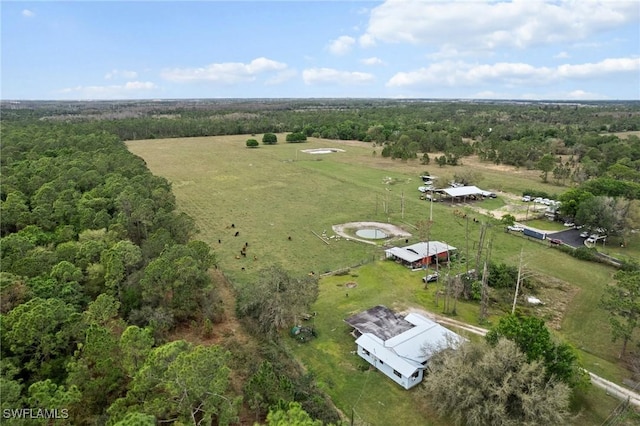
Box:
406 308 640 408
548 227 589 248
512 222 589 248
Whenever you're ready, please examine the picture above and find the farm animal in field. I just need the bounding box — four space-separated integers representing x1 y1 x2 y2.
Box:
288 236 292 241
235 231 239 237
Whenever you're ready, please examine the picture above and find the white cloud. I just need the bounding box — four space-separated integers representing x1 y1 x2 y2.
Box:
387 57 640 88
363 0 639 51
122 81 156 90
161 57 287 84
471 88 608 101
105 69 138 80
265 69 298 85
358 33 376 48
328 35 356 55
302 68 375 85
427 45 486 61
22 9 35 18
361 57 385 66
58 81 157 99
554 51 570 59
557 57 640 78
564 89 605 100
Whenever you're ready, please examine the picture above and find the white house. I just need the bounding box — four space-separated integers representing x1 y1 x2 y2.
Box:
345 306 463 390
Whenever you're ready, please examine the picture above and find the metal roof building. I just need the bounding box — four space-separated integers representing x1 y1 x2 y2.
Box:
345 306 463 389
384 241 457 267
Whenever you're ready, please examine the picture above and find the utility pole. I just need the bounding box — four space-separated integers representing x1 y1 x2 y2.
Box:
475 222 487 274
512 248 525 314
429 189 434 222
465 216 470 273
479 235 493 322
480 260 489 322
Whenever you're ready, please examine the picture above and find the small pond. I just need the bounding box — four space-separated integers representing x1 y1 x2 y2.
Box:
355 228 388 239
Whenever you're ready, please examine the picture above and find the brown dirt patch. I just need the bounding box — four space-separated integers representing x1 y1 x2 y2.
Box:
170 269 251 346
524 275 580 331
169 269 258 425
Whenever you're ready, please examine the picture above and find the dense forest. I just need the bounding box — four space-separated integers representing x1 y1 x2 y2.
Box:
1 99 640 425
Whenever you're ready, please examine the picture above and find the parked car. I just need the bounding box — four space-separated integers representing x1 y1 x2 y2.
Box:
563 222 575 227
422 272 439 283
533 197 543 203
508 225 524 232
549 238 563 245
586 237 597 244
579 231 589 238
522 195 531 202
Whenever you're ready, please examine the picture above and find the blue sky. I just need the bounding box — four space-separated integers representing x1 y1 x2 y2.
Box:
2 0 639 100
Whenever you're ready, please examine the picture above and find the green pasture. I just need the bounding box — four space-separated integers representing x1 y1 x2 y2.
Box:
523 218 568 231
288 260 630 425
128 134 638 424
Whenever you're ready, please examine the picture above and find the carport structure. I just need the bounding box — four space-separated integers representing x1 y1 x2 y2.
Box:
438 185 491 202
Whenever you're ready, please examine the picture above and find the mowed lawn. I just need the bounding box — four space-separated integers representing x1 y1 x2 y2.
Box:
128 134 637 424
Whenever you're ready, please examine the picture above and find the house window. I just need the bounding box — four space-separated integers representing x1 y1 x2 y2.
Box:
393 369 402 378
411 371 420 379
379 360 384 365
363 349 370 356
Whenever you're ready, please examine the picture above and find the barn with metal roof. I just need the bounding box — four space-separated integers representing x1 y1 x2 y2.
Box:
384 241 457 268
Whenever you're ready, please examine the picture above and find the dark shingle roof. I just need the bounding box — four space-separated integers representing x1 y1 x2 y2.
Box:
344 305 413 340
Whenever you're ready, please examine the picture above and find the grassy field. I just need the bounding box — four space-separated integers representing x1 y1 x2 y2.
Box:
523 218 568 231
128 134 639 424
289 261 630 425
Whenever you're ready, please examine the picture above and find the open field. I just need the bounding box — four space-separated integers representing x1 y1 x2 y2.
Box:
289 261 632 426
128 134 639 424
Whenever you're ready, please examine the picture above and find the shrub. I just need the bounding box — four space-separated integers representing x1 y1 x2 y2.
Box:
572 247 597 261
286 132 307 143
619 258 640 272
262 133 278 145
245 139 259 148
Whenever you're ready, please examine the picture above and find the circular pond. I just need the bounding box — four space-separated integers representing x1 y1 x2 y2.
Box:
355 228 388 239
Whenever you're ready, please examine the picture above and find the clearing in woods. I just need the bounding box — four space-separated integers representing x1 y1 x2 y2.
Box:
128 134 638 425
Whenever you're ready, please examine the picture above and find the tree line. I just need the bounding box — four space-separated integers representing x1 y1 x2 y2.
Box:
0 117 335 425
